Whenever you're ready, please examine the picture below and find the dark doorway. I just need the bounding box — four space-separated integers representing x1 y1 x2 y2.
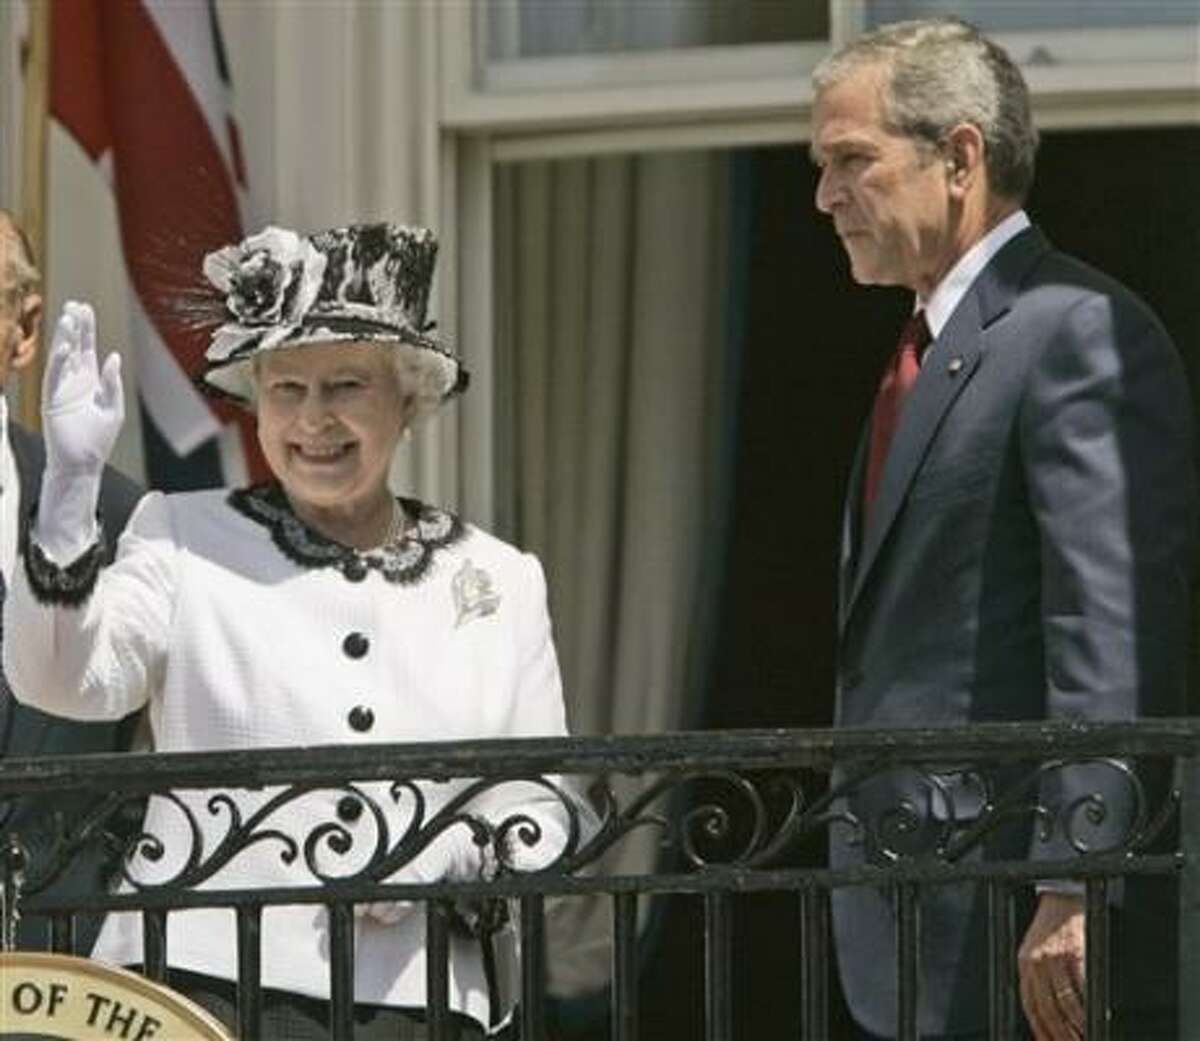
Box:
553 123 1199 1040
637 123 1199 1041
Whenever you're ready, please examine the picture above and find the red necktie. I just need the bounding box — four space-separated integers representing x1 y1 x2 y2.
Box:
862 310 931 518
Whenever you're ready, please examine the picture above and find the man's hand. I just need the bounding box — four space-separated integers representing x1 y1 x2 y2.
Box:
42 300 123 475
1018 891 1086 1040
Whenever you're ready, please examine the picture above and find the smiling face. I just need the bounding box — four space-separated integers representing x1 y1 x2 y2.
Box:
255 342 411 536
811 63 958 297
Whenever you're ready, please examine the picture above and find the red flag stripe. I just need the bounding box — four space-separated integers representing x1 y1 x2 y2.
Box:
143 2 246 210
50 0 267 482
50 0 110 161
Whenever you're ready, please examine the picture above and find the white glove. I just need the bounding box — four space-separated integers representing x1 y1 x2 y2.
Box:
355 831 479 927
35 301 125 563
356 896 415 927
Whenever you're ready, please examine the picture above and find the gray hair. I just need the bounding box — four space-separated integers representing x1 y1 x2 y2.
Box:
247 342 447 427
0 208 42 310
390 348 452 426
812 18 1038 202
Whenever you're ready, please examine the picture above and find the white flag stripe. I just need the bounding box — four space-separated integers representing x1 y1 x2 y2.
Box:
129 290 222 455
143 1 242 206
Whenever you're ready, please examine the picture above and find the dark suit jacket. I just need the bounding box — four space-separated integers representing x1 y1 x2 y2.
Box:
831 227 1197 1037
3 423 143 953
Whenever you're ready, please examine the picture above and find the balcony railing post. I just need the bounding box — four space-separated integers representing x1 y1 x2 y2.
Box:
704 891 733 1041
236 905 263 1041
894 882 920 1041
613 892 640 1041
141 909 168 982
1084 877 1110 1041
798 885 829 1041
986 880 1018 1040
520 894 547 1041
328 901 356 1041
426 899 454 1041
1181 751 1200 1040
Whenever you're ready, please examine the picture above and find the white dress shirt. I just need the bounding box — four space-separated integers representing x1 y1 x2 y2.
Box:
922 209 1031 338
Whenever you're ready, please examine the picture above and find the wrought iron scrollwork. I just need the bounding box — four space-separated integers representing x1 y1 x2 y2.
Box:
820 755 1170 868
0 742 1183 908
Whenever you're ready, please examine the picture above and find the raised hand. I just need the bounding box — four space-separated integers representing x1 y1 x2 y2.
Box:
42 300 124 475
35 301 125 564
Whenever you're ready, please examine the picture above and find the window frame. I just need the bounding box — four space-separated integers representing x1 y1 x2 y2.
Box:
438 0 1199 522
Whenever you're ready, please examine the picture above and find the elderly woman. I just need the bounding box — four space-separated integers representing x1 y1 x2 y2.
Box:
3 223 578 1040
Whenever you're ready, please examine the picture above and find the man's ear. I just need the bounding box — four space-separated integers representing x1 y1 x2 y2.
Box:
942 122 985 193
10 291 42 371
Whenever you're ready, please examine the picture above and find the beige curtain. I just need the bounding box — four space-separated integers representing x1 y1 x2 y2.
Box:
494 150 734 997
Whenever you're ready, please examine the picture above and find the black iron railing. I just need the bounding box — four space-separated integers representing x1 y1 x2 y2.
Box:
0 719 1195 1040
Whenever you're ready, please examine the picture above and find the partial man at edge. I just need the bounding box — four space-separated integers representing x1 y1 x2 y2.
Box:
0 208 144 953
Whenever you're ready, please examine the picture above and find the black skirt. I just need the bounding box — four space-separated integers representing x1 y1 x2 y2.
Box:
164 967 488 1041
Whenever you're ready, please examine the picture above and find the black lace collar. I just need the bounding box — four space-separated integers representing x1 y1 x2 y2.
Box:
228 483 465 586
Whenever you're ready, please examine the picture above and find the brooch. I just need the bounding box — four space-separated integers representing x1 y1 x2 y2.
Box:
452 559 501 627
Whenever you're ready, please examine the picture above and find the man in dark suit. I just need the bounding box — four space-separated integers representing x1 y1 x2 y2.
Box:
0 208 143 952
809 19 1196 1041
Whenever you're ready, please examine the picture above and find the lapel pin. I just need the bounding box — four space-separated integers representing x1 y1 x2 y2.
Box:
452 559 501 627
947 357 964 375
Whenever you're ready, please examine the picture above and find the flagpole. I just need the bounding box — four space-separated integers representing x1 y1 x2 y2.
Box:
18 0 51 431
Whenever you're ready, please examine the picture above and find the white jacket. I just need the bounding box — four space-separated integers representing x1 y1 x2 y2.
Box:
4 487 576 1027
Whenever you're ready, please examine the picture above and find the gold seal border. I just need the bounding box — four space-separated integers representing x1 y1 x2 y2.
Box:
0 952 233 1039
